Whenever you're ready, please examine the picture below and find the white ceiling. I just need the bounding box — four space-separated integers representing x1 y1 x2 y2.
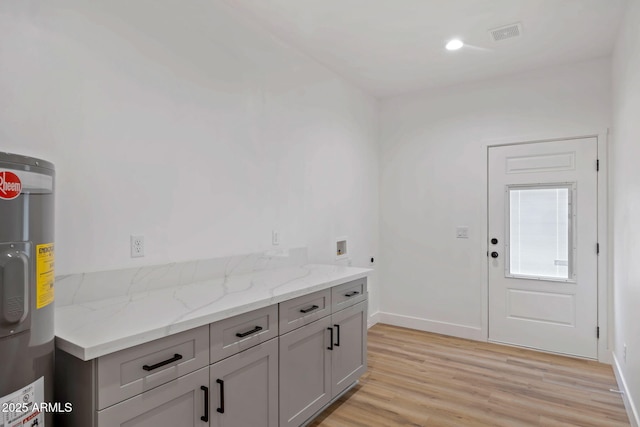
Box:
225 0 628 98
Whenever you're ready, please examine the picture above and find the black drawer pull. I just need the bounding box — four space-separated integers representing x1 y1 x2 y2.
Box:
216 379 225 414
236 325 263 338
327 327 334 350
142 353 183 371
200 386 209 422
334 324 340 347
344 291 360 297
300 305 319 314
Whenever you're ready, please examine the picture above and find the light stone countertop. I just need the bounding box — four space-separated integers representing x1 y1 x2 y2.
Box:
55 264 371 361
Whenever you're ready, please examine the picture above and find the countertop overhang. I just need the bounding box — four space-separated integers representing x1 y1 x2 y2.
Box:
55 264 371 361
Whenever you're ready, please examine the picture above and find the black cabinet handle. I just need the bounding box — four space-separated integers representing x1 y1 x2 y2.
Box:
216 379 225 414
142 353 183 371
236 326 263 338
344 291 360 297
334 324 340 347
300 305 319 314
327 327 334 350
200 386 209 422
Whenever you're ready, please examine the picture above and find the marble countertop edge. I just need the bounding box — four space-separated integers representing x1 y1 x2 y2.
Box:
55 265 371 361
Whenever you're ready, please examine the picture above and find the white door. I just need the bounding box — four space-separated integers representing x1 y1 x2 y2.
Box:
488 138 599 358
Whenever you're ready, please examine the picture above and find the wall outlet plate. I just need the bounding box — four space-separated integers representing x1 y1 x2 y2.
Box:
131 235 144 258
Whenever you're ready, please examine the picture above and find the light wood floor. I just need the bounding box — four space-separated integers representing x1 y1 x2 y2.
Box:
309 324 630 427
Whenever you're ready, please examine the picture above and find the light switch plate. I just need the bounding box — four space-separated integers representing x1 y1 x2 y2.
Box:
456 226 469 239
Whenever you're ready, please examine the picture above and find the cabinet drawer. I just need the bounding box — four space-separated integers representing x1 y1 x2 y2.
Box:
279 289 331 334
97 325 209 410
210 304 278 363
332 278 367 313
97 366 209 427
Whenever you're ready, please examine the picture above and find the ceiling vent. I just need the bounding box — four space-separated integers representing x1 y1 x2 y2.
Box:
489 22 522 42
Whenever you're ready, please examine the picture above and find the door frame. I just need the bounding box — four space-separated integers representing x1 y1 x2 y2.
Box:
480 129 610 363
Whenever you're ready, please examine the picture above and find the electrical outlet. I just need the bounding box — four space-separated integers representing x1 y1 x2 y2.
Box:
130 235 144 258
623 343 627 363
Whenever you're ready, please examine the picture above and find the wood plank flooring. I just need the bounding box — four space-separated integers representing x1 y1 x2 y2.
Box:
309 324 630 427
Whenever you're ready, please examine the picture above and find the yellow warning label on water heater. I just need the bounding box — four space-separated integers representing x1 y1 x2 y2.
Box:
36 243 55 309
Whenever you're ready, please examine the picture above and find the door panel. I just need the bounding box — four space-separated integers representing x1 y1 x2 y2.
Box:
210 338 278 427
488 138 598 358
279 317 331 427
331 302 367 397
506 289 575 325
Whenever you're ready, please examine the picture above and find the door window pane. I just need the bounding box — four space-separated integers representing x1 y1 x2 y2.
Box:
508 186 572 280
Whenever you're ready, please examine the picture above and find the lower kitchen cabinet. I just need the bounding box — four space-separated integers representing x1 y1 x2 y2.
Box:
331 301 367 396
210 338 279 427
279 316 332 427
55 277 368 427
97 367 210 427
279 300 367 427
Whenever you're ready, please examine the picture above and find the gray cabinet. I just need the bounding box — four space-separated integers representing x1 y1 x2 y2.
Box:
279 316 332 427
279 291 368 427
210 338 279 427
97 367 209 427
55 277 368 427
330 301 367 396
55 327 210 427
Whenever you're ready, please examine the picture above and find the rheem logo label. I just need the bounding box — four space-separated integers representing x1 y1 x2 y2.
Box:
0 171 22 200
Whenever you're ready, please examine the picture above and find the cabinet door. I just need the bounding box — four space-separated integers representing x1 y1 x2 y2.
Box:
279 316 332 427
210 338 278 427
97 367 209 427
331 301 367 397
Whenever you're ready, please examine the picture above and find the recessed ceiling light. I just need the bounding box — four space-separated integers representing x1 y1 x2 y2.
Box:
445 39 464 51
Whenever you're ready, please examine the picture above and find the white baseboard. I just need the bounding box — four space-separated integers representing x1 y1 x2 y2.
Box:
367 311 380 329
377 312 484 341
612 353 639 427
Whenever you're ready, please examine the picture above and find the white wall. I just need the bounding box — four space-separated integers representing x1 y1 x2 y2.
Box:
612 0 640 423
379 57 611 338
0 0 379 313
